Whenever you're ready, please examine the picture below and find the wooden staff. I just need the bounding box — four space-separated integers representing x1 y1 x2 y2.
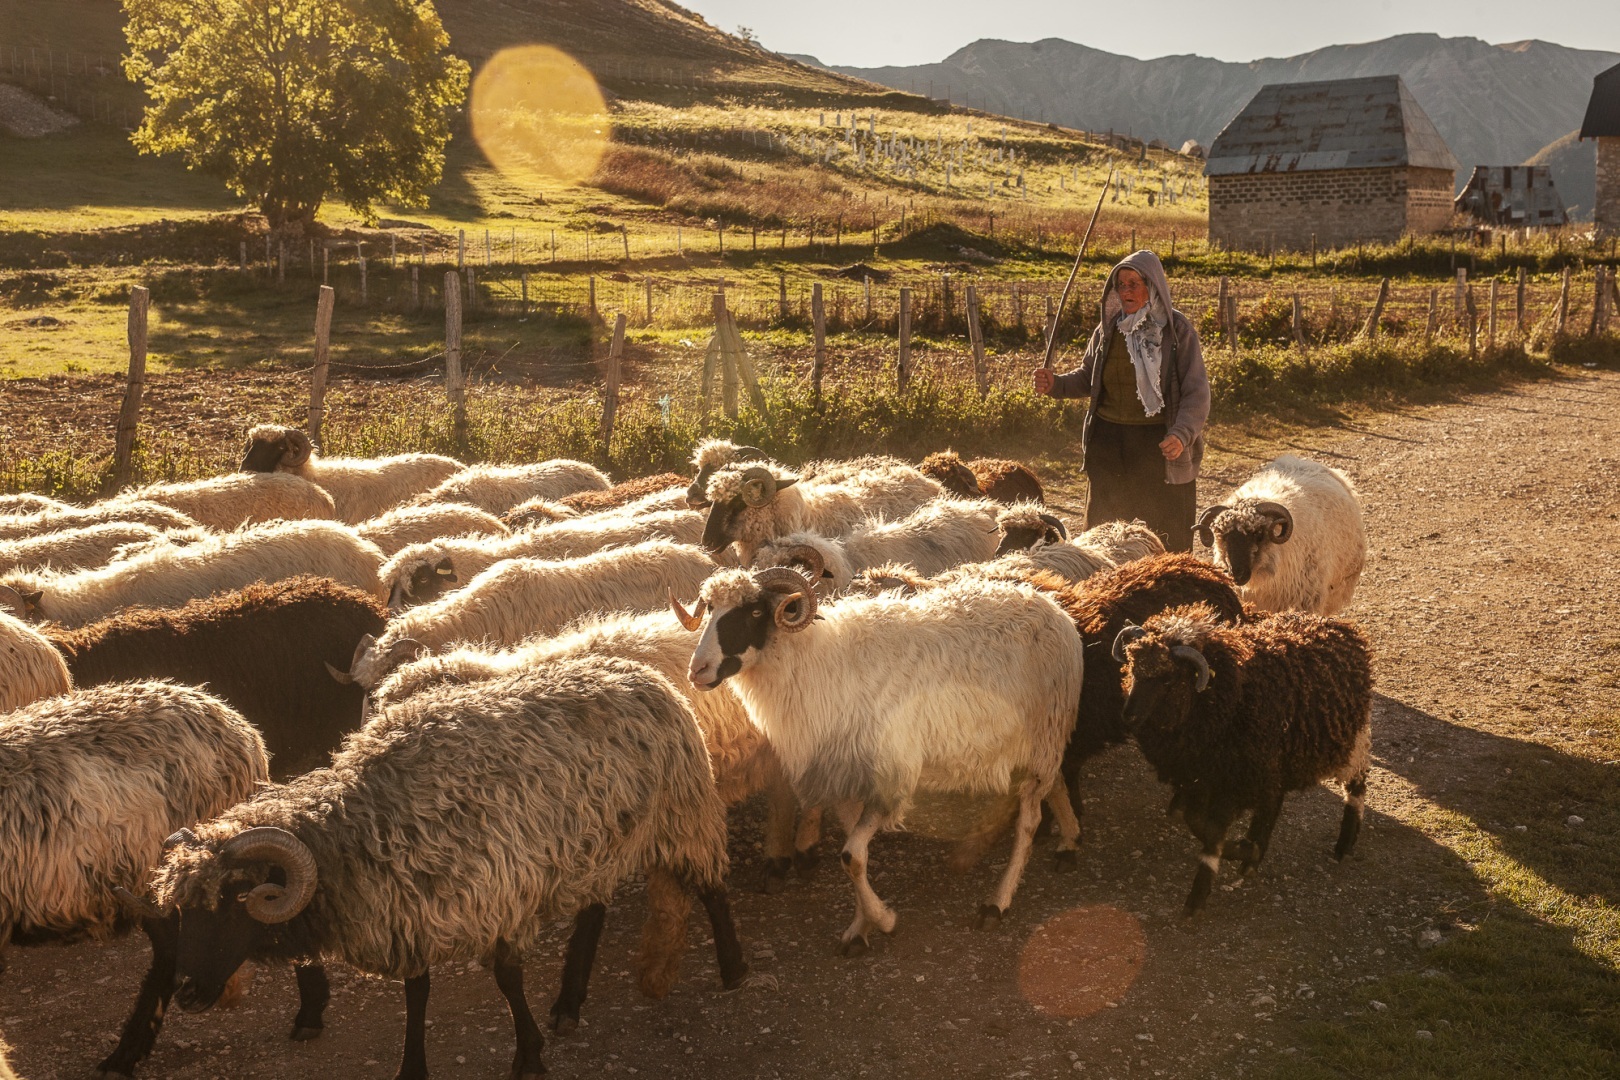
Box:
1041 169 1112 370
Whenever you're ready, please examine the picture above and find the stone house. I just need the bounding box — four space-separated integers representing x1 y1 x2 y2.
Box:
1204 75 1458 252
1580 60 1620 237
1454 166 1568 227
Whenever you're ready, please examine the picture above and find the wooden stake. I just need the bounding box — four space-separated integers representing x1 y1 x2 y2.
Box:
599 313 626 452
1489 279 1499 350
724 311 770 417
444 271 465 441
309 285 334 445
897 287 913 391
1042 168 1112 370
811 283 826 405
966 284 988 397
1516 266 1527 332
1556 266 1571 337
1425 287 1439 343
715 293 738 419
1466 284 1479 359
778 273 788 324
412 266 420 311
110 286 149 492
1360 277 1390 340
1292 291 1306 350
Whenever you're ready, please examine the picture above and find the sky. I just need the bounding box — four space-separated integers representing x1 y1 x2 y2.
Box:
677 0 1620 68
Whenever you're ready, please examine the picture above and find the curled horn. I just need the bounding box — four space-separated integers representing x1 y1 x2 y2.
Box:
738 466 779 508
164 827 199 850
754 567 817 632
670 590 707 632
113 886 162 920
0 584 27 620
777 542 828 582
732 445 767 462
1253 501 1293 545
1111 623 1148 663
324 661 353 685
1037 512 1068 543
280 428 315 469
1194 505 1227 549
221 827 318 924
386 637 429 668
1171 645 1212 692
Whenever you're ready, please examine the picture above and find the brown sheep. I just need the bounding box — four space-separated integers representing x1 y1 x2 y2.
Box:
969 458 1046 505
559 473 689 514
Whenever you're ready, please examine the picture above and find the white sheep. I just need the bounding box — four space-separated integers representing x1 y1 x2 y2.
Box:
353 502 509 557
0 610 71 713
0 494 70 515
0 500 198 541
699 462 943 563
374 608 815 891
1196 454 1366 615
750 497 1002 593
239 425 465 524
0 519 386 628
412 460 610 514
114 472 337 529
677 566 1084 952
381 509 706 609
341 539 721 689
0 521 169 575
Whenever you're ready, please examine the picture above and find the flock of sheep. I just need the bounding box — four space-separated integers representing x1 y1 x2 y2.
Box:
0 428 1371 1079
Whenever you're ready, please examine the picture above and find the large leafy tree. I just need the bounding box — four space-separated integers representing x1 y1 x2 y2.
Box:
122 0 469 233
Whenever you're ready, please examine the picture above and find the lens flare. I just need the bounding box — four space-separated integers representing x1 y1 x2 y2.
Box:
470 45 608 186
1019 905 1147 1018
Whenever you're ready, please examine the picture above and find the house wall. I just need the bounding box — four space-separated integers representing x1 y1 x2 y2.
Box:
1209 166 1454 251
1598 137 1620 238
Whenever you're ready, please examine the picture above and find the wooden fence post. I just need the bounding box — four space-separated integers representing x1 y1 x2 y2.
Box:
1488 278 1499 351
1225 295 1238 353
358 245 367 306
1360 277 1390 339
1454 268 1466 315
811 283 826 405
1465 284 1479 360
621 225 630 262
1516 266 1527 332
308 239 316 279
778 273 789 324
322 245 329 285
309 285 334 445
110 286 149 492
1291 291 1306 350
411 265 420 311
599 313 626 453
724 311 770 417
465 267 477 314
521 272 529 317
1588 266 1608 337
1425 287 1439 343
1556 266 1571 337
715 292 738 419
444 271 466 442
965 284 988 396
897 287 913 392
1216 276 1229 337
588 275 597 319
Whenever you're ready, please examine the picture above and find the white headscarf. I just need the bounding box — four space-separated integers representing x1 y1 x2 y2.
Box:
1112 289 1169 416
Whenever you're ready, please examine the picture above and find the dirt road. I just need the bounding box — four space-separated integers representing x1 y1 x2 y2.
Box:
3 371 1617 1080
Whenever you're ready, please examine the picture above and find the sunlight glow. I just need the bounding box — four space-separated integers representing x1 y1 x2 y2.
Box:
1019 905 1147 1017
470 46 609 187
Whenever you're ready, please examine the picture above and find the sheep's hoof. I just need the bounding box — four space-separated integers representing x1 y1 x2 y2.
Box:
289 1025 324 1042
1181 902 1205 920
1053 849 1079 873
93 1068 135 1079
549 1012 578 1035
974 904 1004 931
839 935 870 958
793 849 820 880
510 1069 545 1080
758 858 791 894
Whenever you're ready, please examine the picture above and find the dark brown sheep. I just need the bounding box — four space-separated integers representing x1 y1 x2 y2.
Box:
45 576 386 779
1118 604 1372 914
917 451 984 499
969 458 1045 505
559 473 688 514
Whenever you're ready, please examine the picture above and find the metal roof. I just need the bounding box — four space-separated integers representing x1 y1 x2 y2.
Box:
1578 60 1620 139
1205 75 1458 176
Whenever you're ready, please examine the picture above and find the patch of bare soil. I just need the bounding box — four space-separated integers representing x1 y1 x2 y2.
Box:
0 85 78 138
1 373 1616 1080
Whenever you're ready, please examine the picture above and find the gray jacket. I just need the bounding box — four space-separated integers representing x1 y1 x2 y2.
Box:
1050 250 1210 485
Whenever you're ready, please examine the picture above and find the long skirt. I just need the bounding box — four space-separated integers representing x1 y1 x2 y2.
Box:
1083 418 1197 553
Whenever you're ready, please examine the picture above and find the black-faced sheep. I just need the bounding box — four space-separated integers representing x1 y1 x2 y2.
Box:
342 540 721 689
698 462 942 563
380 510 706 610
675 566 1084 951
0 522 168 576
45 577 386 779
0 501 198 542
991 502 1070 556
684 440 770 508
354 503 509 557
0 610 71 713
152 657 745 1080
113 472 337 529
411 460 610 515
0 520 385 628
1116 604 1373 914
749 497 1003 594
239 425 464 524
0 681 267 1077
1196 454 1367 615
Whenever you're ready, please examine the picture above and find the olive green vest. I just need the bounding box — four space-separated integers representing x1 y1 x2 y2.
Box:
1095 329 1156 425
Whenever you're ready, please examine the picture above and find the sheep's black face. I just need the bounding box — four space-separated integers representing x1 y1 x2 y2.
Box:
173 878 278 1013
701 498 743 554
1121 647 1195 730
995 515 1065 556
1217 529 1264 586
688 601 771 688
394 558 456 609
239 436 287 473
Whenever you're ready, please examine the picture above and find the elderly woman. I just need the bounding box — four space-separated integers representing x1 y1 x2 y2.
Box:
1033 250 1209 551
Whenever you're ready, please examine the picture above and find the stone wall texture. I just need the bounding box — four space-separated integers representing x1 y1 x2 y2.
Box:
1597 137 1620 238
1209 166 1455 251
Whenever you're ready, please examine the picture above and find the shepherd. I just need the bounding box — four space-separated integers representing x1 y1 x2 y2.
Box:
1033 251 1210 551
